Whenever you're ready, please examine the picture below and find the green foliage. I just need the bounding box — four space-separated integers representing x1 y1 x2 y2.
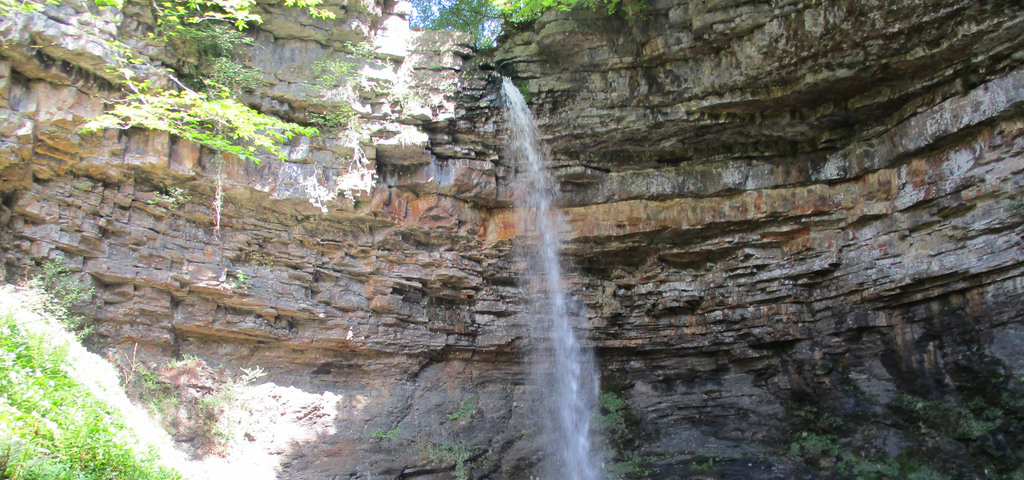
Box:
690 457 715 471
170 22 255 64
606 451 651 477
148 187 192 208
411 0 503 47
890 394 1000 440
244 251 275 269
787 432 840 462
595 389 650 478
28 259 94 334
597 390 628 438
150 0 334 33
447 395 479 420
49 0 328 164
82 82 317 163
0 0 53 14
371 427 402 440
834 453 950 480
14 0 338 165
426 443 475 480
306 44 378 131
0 292 184 480
207 56 267 92
792 404 844 431
227 270 251 290
308 107 356 130
411 0 647 46
495 0 646 22
1010 196 1024 212
312 59 359 90
310 43 375 89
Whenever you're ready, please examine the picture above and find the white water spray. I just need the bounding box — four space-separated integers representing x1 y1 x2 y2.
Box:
502 77 601 480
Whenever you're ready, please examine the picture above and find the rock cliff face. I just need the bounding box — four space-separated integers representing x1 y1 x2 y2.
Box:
1 0 1023 478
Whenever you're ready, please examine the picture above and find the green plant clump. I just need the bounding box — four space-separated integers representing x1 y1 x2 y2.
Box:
28 259 94 334
227 270 252 291
148 187 192 208
371 427 402 440
426 442 475 480
787 431 840 462
596 390 628 436
0 285 183 480
447 395 479 420
595 389 651 478
311 59 359 90
890 394 1000 440
308 106 356 130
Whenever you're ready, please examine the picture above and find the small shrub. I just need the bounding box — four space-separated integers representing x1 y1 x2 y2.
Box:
838 453 951 480
837 452 899 480
167 22 255 61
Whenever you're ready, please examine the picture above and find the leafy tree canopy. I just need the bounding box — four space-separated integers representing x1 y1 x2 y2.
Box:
150 0 335 33
411 0 502 47
410 0 645 47
52 0 333 163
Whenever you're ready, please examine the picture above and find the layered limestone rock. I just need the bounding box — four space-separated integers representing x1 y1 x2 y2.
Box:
0 1 535 478
1 0 1023 478
461 0 1024 476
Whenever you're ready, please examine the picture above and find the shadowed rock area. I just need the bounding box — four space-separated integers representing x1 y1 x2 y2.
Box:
1 0 1023 478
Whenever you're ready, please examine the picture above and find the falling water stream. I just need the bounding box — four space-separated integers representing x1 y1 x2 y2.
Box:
502 77 601 480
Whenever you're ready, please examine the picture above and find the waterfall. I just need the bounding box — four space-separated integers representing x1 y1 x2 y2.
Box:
502 77 601 480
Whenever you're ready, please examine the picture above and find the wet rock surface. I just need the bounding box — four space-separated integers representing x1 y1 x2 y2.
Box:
1 0 1023 478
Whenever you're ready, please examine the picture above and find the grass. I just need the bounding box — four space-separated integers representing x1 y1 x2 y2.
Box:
0 284 185 480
